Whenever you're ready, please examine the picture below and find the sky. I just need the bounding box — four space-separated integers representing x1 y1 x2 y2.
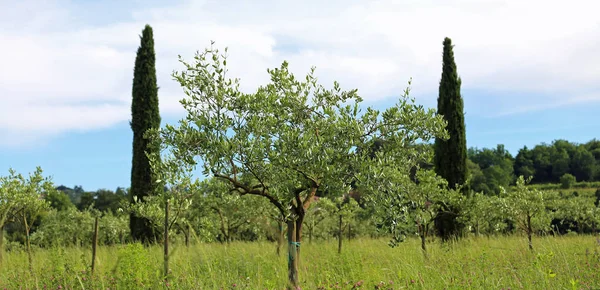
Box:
0 0 599 191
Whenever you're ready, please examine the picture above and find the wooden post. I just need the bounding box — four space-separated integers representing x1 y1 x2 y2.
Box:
91 216 99 274
338 215 343 254
164 199 170 278
527 214 533 251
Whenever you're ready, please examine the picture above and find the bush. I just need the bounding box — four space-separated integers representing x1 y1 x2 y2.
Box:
560 174 576 189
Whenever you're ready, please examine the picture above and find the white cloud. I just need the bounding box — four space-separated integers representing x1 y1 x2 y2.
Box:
0 0 599 147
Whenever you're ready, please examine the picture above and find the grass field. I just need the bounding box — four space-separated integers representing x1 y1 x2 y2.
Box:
1 235 599 289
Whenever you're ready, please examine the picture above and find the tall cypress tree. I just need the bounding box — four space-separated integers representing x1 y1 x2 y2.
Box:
433 37 467 241
130 24 161 244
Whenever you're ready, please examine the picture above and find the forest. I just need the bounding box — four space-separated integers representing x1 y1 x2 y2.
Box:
1 26 599 289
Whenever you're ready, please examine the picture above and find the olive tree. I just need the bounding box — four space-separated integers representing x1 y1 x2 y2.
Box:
331 195 360 254
501 176 550 251
555 196 597 234
466 192 508 236
303 197 335 244
148 43 447 288
0 167 53 271
368 168 464 259
198 177 273 243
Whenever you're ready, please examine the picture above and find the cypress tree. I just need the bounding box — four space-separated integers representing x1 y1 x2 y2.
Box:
433 37 468 241
130 24 161 244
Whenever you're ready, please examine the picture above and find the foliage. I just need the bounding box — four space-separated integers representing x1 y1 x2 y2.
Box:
0 167 53 228
369 168 465 250
30 208 129 247
150 44 446 233
147 42 447 287
434 37 468 190
94 188 128 213
195 177 274 242
433 37 468 241
303 197 336 242
469 139 600 193
30 208 93 247
464 192 509 235
560 173 576 189
501 176 551 250
44 190 75 211
513 140 600 184
553 195 599 234
468 144 515 195
330 195 361 253
0 167 54 270
130 24 161 243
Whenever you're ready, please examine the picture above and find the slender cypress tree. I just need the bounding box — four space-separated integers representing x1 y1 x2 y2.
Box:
130 24 161 244
433 37 467 241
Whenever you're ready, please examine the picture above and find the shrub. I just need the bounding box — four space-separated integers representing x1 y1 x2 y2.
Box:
560 174 576 189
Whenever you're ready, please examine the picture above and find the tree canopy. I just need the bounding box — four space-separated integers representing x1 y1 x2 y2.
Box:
146 43 448 287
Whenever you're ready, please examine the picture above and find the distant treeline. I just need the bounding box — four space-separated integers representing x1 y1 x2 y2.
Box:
468 139 600 195
53 185 128 213
54 139 600 202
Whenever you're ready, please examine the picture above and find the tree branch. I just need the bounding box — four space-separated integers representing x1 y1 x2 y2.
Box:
280 164 318 187
303 187 318 210
214 173 287 219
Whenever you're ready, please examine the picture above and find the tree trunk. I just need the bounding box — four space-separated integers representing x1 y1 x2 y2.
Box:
215 208 228 244
348 224 351 241
91 217 99 274
164 200 170 278
527 214 533 251
295 213 304 261
338 215 343 254
185 223 190 247
308 225 313 244
23 215 33 273
420 232 428 260
287 220 299 289
276 220 284 256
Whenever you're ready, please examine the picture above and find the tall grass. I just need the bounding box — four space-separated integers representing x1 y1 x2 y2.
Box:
0 235 598 289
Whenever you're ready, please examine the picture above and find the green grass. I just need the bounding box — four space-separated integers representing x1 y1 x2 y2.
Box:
1 235 599 289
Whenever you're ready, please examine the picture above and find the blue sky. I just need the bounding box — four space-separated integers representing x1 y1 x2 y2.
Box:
1 0 599 191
